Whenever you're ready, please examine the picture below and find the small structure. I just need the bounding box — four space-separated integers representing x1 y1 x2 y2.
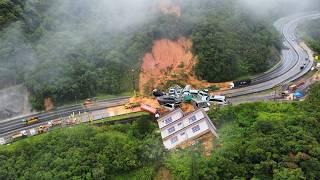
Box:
157 108 218 150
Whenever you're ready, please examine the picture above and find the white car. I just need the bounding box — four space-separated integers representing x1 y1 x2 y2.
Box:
207 95 227 105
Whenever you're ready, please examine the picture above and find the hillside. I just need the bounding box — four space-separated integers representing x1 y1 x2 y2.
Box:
0 0 283 109
300 19 320 54
1 83 320 179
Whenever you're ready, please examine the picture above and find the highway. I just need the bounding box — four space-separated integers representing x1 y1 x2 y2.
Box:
1 12 320 141
223 12 320 97
0 97 129 137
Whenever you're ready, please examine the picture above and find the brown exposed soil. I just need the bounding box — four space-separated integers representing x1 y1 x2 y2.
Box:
139 37 231 95
44 97 54 111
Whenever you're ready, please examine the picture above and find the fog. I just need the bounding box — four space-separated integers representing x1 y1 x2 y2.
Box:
238 0 319 16
0 0 319 118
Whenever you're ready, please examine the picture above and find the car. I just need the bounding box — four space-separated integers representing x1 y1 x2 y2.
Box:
305 57 309 61
198 90 208 97
83 99 93 105
190 90 199 95
300 66 305 70
157 95 181 105
162 103 180 111
207 95 227 105
168 88 175 95
152 89 165 97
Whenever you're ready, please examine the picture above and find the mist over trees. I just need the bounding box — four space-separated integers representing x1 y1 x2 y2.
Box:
300 19 320 53
0 0 319 109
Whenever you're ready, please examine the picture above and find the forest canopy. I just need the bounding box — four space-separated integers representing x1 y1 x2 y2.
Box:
165 83 320 179
300 19 320 53
0 0 282 109
1 83 320 179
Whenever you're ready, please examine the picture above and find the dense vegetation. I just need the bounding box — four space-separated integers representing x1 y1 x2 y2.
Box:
165 83 320 179
0 0 190 109
300 19 320 53
0 117 165 179
1 83 320 179
0 0 283 109
191 6 281 82
0 0 23 28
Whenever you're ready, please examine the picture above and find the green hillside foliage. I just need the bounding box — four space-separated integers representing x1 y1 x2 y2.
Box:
0 118 165 179
1 84 319 179
0 0 24 28
191 4 281 82
0 0 282 109
165 83 320 179
300 19 320 53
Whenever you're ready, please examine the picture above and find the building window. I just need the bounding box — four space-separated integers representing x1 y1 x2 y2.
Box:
165 117 173 124
168 126 175 133
171 136 178 144
189 115 197 123
192 125 200 133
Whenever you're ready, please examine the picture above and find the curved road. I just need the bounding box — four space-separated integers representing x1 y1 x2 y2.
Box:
1 12 320 139
223 12 320 97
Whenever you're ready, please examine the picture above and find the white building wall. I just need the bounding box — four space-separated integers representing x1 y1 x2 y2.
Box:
158 110 184 129
163 120 210 149
183 110 205 127
160 110 207 139
185 120 209 140
163 131 188 149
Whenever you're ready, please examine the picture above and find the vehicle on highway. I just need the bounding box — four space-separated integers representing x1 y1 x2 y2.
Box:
83 99 93 106
300 66 305 70
207 95 228 105
124 102 141 109
23 117 39 126
229 79 252 88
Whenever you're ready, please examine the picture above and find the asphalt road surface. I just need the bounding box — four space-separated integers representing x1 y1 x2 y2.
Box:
223 12 320 97
1 12 320 139
0 97 129 137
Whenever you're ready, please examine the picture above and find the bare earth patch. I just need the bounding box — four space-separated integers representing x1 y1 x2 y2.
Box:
139 37 231 95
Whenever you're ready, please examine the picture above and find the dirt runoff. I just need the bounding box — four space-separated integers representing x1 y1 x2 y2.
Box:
139 37 231 95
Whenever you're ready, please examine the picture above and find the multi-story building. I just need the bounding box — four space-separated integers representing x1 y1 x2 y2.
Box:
157 108 218 150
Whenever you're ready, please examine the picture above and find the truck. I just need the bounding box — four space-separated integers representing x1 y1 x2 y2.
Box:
124 102 141 109
141 104 158 114
23 117 39 126
229 79 252 88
